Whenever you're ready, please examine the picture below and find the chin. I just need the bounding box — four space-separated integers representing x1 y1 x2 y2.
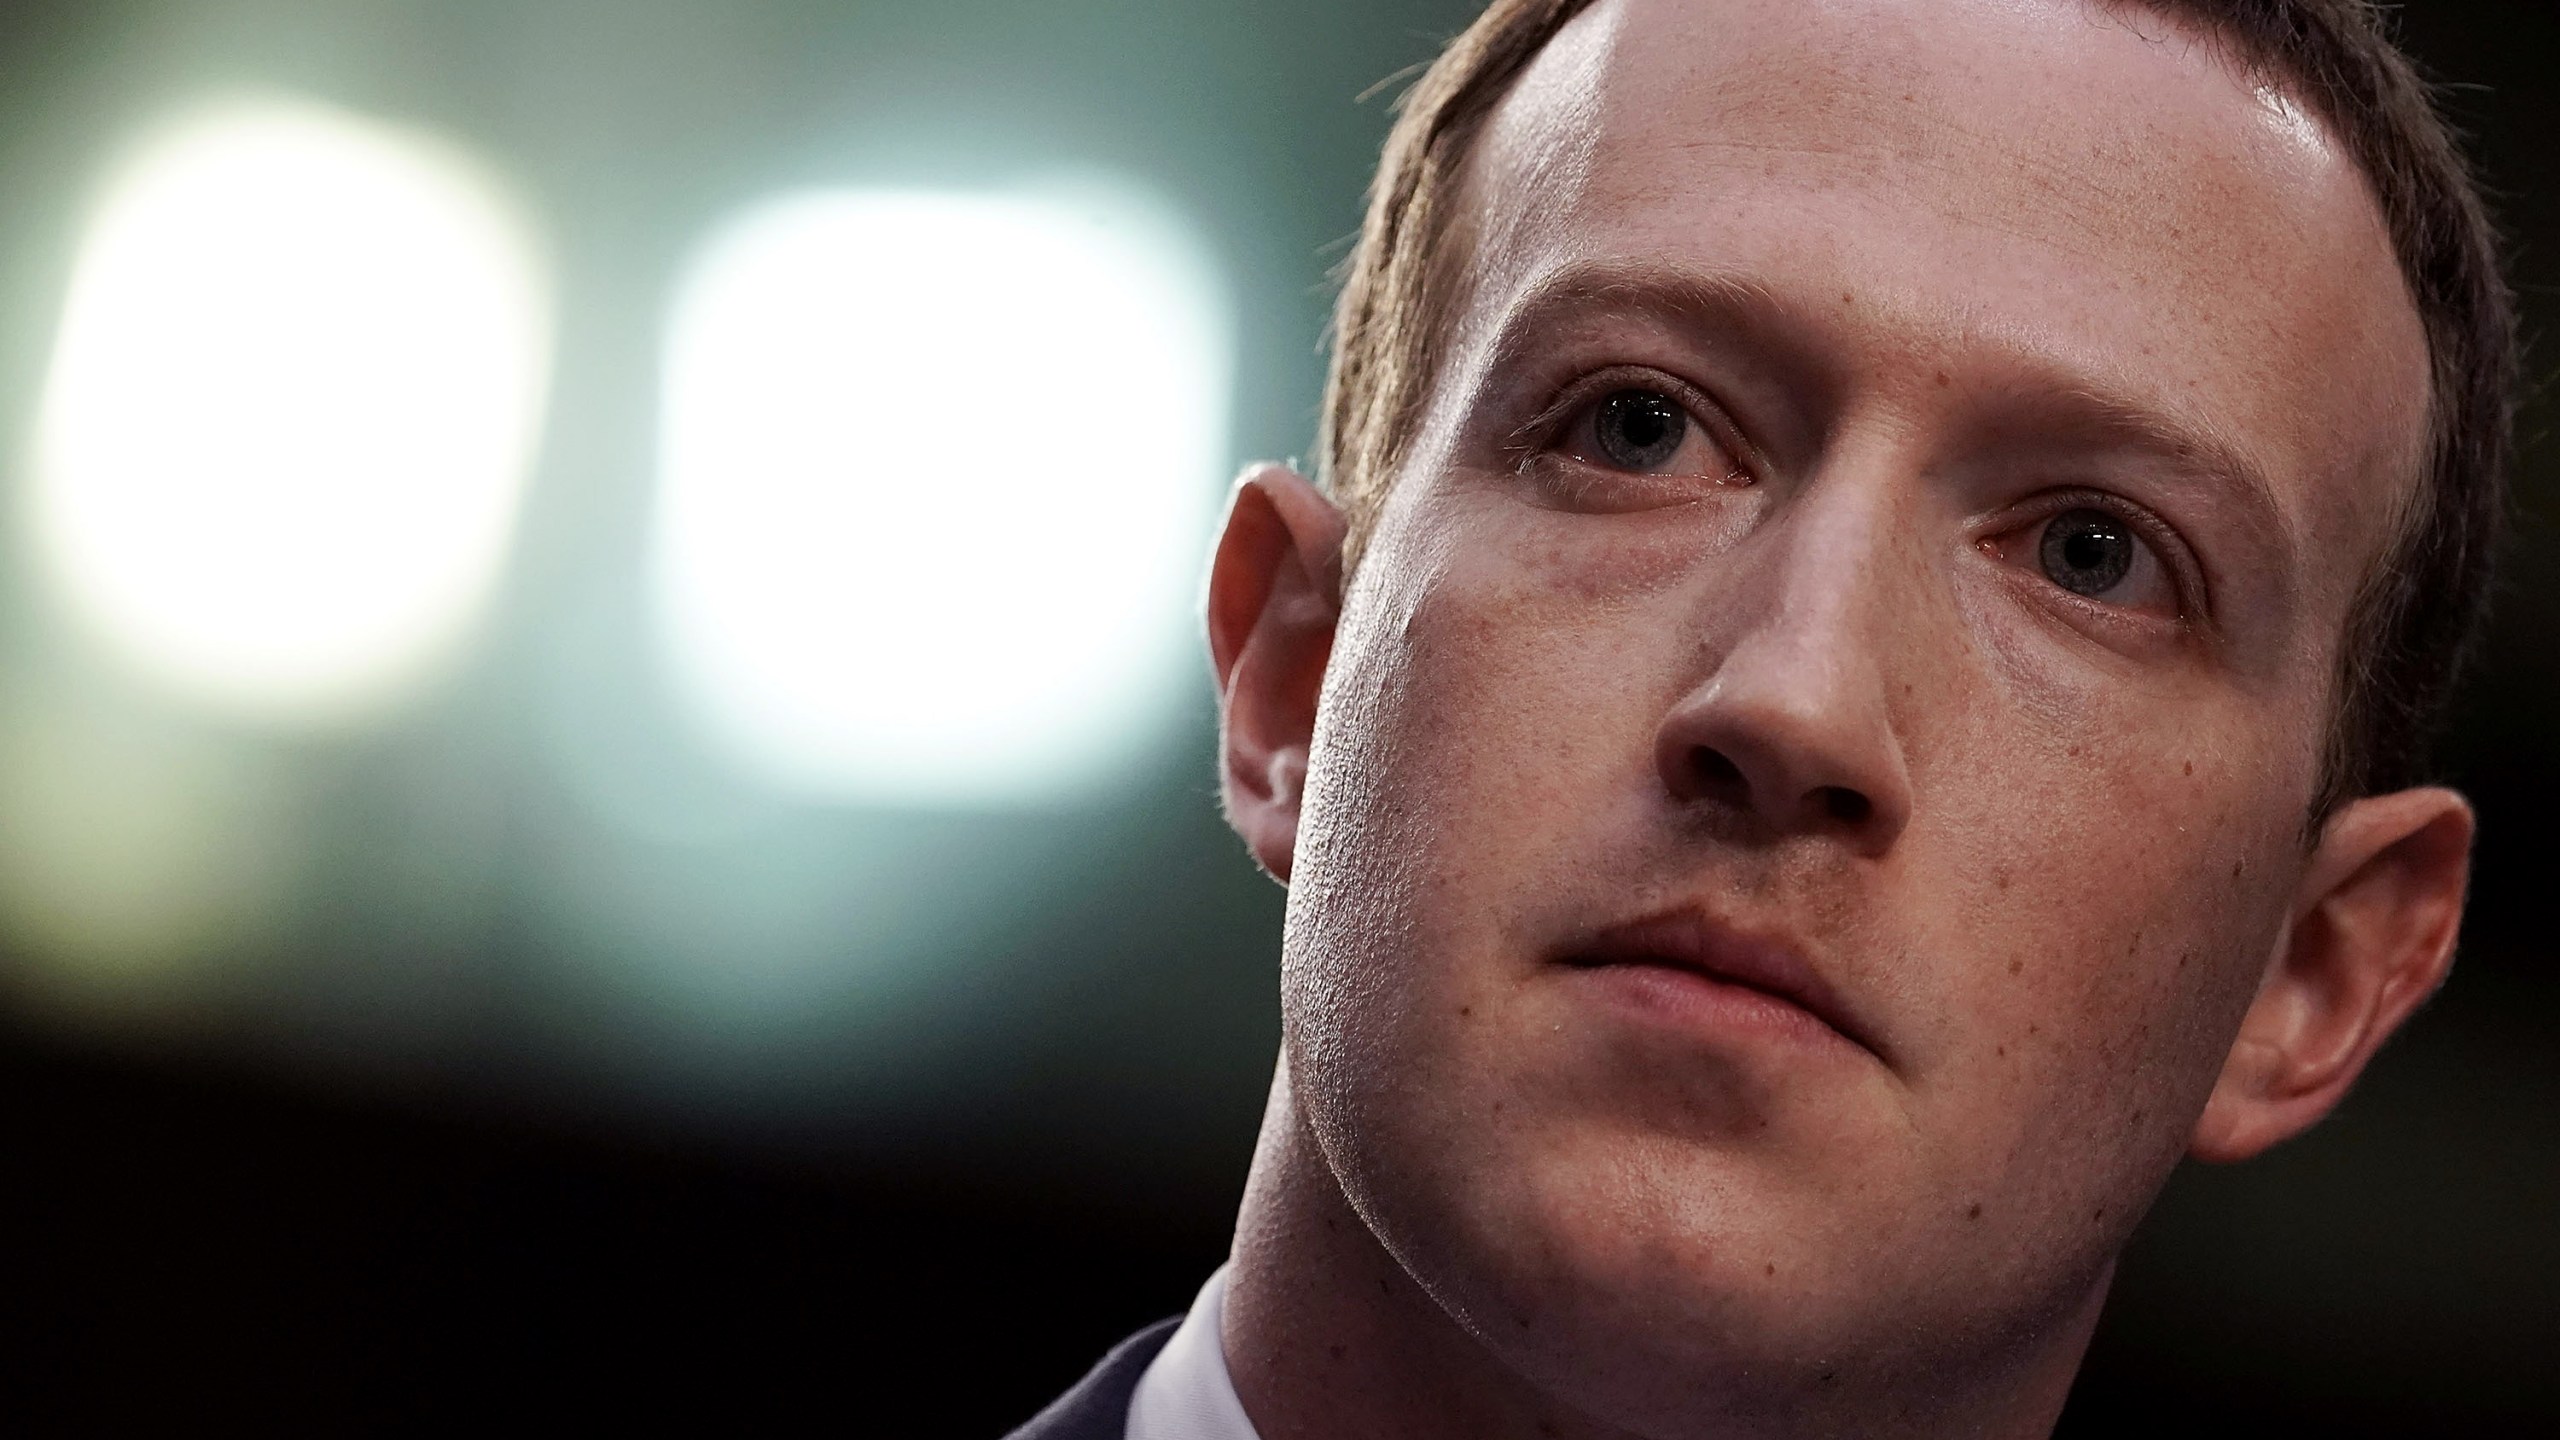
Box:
1334 1094 1891 1409
1315 1049 2100 1434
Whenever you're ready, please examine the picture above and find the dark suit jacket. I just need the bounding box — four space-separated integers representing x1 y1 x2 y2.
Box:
1004 1318 1182 1440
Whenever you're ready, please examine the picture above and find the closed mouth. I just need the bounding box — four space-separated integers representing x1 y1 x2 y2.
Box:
1557 907 1879 1059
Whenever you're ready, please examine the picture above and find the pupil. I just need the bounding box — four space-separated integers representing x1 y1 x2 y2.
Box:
2038 509 2134 597
1596 389 1687 470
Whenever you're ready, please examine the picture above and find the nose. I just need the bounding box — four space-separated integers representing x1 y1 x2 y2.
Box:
1652 483 1915 854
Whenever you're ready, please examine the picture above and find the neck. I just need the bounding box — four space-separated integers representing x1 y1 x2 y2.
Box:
1221 1058 2107 1440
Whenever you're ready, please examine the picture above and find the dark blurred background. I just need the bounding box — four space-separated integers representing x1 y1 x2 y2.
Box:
0 0 2545 1431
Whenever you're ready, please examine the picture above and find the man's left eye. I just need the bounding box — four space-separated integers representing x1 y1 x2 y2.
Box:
2019 505 2179 615
2039 509 2136 596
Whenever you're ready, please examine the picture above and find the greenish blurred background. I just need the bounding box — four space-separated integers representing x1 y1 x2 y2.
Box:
0 0 2548 1431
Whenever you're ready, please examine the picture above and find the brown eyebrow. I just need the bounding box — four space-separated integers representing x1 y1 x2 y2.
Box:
1477 262 1809 390
2031 387 2286 538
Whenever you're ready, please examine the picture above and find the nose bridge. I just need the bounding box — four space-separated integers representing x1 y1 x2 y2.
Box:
1657 441 1918 849
1744 455 1906 679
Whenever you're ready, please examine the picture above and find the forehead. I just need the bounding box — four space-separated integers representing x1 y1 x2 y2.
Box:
1449 0 2429 587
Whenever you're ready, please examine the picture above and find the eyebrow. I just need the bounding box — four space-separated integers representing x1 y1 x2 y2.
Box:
1479 263 1801 386
2047 387 2289 517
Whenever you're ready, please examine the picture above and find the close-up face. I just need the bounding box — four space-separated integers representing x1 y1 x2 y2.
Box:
1274 0 2431 1428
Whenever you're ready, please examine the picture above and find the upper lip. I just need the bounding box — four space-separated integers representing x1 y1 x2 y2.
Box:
1558 907 1881 1058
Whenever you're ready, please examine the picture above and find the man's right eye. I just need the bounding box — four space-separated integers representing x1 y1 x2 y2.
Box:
1557 385 1743 485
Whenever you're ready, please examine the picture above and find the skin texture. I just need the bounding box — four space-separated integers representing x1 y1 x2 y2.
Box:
1203 1 2474 1436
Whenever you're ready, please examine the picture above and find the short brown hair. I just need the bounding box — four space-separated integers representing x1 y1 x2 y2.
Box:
1317 0 2516 815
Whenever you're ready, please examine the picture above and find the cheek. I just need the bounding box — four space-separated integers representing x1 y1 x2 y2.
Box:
1279 487 1698 1122
1900 701 2308 1241
1300 481 1696 876
1925 572 2324 1020
1872 577 2327 1231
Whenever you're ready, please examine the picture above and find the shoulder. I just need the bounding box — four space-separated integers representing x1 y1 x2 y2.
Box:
1004 1318 1183 1440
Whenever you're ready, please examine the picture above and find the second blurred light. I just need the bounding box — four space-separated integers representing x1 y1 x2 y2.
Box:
653 180 1233 809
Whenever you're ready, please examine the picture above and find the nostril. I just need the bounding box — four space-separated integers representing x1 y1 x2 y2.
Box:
1817 786 1872 825
1692 746 1746 792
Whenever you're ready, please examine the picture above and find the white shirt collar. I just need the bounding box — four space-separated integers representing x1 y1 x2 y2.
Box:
1124 1265 1262 1440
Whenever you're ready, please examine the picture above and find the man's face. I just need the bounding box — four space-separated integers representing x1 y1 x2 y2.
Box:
1277 0 2427 1422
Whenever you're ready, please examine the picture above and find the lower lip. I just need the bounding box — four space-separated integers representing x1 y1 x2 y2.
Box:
1565 962 1857 1053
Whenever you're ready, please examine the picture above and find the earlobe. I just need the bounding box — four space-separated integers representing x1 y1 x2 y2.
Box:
1206 463 1347 883
2189 787 2473 1163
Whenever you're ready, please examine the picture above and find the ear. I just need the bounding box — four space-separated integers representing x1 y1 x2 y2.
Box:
1206 463 1346 883
2189 787 2473 1163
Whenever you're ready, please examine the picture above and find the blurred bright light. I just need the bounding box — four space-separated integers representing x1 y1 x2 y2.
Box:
31 99 552 727
656 182 1232 807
